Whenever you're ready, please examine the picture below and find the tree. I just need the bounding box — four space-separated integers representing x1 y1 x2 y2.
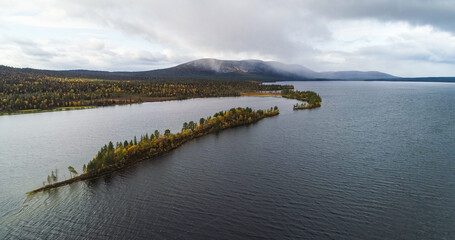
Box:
188 121 195 131
51 170 57 182
82 164 87 173
164 129 171 136
68 166 78 178
199 118 205 125
154 130 160 139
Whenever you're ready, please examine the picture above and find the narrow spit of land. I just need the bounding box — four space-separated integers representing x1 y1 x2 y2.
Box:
281 89 322 110
30 106 280 194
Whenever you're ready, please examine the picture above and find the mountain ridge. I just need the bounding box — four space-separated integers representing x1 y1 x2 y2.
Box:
161 58 397 80
1 58 400 81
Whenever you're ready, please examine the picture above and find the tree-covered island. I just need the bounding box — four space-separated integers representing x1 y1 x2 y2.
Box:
281 89 322 110
30 106 279 194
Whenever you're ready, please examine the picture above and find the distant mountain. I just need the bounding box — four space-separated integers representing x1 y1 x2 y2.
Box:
173 59 318 77
1 58 399 81
317 71 397 80
144 59 397 80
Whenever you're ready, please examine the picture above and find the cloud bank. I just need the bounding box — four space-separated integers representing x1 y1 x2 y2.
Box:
0 0 454 76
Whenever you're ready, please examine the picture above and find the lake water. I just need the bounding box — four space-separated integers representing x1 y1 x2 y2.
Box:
0 81 454 239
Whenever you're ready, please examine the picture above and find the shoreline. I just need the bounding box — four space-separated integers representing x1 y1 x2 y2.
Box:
239 92 282 96
0 97 179 116
1 93 282 116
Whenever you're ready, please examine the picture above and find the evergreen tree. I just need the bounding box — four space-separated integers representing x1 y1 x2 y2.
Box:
164 129 171 136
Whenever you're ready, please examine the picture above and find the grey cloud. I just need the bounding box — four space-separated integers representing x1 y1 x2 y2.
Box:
304 0 455 33
57 1 455 69
0 35 174 71
359 44 455 65
59 0 328 62
9 37 56 59
2 0 455 76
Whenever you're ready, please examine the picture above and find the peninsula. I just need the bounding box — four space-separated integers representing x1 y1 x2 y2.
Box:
30 106 280 194
281 89 322 110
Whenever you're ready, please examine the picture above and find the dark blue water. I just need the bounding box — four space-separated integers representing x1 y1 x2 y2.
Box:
1 81 454 239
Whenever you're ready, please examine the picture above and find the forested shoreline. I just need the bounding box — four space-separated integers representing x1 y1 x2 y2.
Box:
30 106 280 194
0 69 291 114
281 89 322 110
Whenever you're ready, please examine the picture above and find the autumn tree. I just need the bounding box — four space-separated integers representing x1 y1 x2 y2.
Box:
68 166 78 178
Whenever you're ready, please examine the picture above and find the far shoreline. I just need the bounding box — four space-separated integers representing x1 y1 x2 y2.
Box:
0 93 282 116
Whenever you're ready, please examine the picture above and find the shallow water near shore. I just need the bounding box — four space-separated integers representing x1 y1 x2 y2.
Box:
1 81 454 239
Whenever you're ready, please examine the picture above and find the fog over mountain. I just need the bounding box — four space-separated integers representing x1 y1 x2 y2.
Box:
156 59 397 80
0 58 398 81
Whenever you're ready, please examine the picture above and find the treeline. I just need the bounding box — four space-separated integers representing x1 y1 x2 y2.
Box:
281 89 322 110
0 69 291 113
33 106 279 193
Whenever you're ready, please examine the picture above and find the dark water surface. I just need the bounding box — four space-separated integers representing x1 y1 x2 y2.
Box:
1 81 454 239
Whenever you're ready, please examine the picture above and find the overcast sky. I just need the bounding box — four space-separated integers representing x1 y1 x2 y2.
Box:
1 0 454 77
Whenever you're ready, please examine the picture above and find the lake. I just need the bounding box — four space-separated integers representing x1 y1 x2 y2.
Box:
1 81 454 239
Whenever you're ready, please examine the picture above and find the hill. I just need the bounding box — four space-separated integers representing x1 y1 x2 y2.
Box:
0 58 398 81
143 59 397 81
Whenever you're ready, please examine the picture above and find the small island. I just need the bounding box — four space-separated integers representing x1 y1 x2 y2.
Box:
29 106 280 194
281 89 322 110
